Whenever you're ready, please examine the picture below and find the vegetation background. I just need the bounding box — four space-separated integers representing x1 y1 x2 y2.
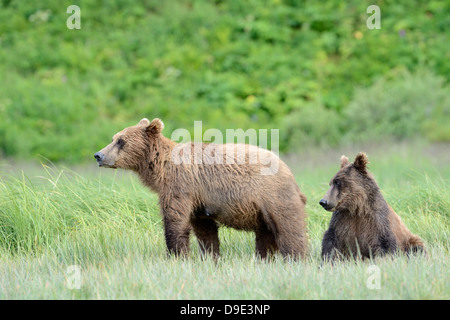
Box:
0 0 448 300
0 0 449 161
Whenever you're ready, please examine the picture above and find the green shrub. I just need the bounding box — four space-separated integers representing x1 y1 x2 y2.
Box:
344 69 450 142
281 101 342 151
0 0 448 162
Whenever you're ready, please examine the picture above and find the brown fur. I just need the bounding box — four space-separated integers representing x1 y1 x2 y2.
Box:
96 118 308 259
320 152 425 261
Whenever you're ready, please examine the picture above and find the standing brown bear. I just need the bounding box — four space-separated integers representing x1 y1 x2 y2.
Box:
319 152 425 261
94 118 308 260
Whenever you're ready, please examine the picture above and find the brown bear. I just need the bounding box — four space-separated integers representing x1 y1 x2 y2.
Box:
94 118 308 260
319 152 425 261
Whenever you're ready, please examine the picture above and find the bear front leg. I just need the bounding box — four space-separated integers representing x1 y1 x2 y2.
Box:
321 227 338 262
160 192 194 257
376 231 397 257
191 216 220 258
255 224 278 260
162 213 192 257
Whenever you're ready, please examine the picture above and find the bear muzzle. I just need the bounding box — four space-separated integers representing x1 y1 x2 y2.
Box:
319 199 335 211
94 151 105 164
94 151 115 168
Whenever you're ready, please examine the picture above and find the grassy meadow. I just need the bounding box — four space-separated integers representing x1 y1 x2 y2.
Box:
1 0 448 301
0 142 448 299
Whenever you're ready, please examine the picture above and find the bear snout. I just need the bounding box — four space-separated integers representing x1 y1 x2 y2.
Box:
319 199 328 208
94 151 105 164
319 198 334 211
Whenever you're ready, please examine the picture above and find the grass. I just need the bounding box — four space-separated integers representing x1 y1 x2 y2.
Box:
0 142 448 299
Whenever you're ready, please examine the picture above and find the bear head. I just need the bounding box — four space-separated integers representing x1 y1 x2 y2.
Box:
319 152 378 214
94 118 164 170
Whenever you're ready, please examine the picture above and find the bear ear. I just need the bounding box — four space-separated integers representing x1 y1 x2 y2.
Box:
353 152 369 173
146 118 164 135
340 155 349 168
138 118 150 126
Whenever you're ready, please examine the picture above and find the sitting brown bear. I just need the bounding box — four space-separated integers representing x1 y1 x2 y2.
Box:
94 118 308 260
319 152 425 261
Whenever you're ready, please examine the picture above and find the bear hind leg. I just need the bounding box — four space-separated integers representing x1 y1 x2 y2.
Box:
404 235 426 257
260 204 307 260
276 231 307 260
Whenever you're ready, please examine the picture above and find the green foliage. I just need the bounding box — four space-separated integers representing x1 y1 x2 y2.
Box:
0 0 449 161
344 69 450 142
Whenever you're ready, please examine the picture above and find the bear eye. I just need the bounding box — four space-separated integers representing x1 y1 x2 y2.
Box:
117 138 125 149
334 179 341 187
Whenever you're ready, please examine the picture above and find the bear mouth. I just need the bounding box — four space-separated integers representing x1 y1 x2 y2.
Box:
322 202 336 212
98 163 116 169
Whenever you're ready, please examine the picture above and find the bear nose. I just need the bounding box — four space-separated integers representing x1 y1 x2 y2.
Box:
94 152 104 162
319 199 328 208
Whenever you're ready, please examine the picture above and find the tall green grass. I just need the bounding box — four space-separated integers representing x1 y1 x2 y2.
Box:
0 143 448 299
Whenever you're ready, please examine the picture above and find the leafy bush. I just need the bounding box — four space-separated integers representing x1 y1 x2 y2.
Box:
281 101 342 150
0 0 448 162
344 69 450 143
